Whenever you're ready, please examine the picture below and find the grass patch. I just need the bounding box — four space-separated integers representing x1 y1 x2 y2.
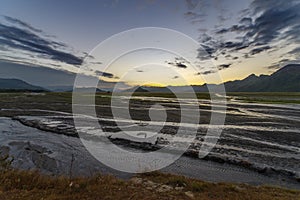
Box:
0 162 297 199
139 171 300 200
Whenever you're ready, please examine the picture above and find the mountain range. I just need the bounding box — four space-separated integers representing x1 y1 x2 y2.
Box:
0 64 299 92
222 64 299 92
0 78 46 92
130 64 300 93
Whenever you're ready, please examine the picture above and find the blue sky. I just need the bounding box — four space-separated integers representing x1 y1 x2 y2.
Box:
0 0 197 51
0 0 300 87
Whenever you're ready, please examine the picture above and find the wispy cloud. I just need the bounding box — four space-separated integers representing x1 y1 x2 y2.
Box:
3 16 44 33
0 16 84 67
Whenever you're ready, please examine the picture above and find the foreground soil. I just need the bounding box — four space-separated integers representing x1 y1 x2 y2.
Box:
0 170 299 200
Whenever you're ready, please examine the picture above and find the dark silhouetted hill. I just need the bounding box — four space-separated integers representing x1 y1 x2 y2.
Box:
127 64 300 92
0 78 46 92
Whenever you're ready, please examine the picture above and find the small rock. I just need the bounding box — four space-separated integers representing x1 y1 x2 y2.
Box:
175 186 184 191
185 191 194 199
156 185 173 193
130 177 143 184
144 180 159 188
235 186 245 191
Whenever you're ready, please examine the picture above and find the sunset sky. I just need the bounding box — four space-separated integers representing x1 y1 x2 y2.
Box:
1 0 300 87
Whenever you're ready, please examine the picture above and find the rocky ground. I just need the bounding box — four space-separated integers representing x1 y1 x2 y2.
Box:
0 92 299 190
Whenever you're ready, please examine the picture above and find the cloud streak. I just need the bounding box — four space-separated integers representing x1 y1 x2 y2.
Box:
0 16 83 66
94 70 115 78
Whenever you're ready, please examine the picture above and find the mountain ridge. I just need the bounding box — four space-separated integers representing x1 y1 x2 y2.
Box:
130 64 300 93
1 64 299 92
0 78 46 91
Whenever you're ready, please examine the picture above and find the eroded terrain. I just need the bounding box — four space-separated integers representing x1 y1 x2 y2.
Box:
0 92 299 189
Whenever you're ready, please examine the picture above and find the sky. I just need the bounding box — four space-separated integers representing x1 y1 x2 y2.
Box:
0 0 300 87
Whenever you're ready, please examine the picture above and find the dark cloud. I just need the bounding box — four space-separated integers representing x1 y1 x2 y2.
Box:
166 57 189 69
249 46 271 55
200 44 216 55
167 62 188 69
172 76 179 79
216 1 300 47
216 25 252 34
197 37 220 59
221 41 248 49
218 63 231 70
3 16 43 33
248 3 300 45
288 47 300 56
267 64 280 70
243 54 250 59
196 0 300 66
90 61 103 65
0 16 83 66
197 31 250 61
266 58 294 70
224 55 239 60
94 70 115 78
239 17 252 26
198 39 248 61
279 59 291 63
195 70 216 75
136 69 144 72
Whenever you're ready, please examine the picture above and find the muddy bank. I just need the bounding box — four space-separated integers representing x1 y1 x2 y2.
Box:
10 112 300 185
0 93 299 189
0 117 299 189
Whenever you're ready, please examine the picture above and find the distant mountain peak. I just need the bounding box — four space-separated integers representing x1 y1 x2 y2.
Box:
223 64 300 92
276 64 299 73
123 86 149 93
0 78 46 91
136 87 149 92
245 73 258 79
131 64 300 93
